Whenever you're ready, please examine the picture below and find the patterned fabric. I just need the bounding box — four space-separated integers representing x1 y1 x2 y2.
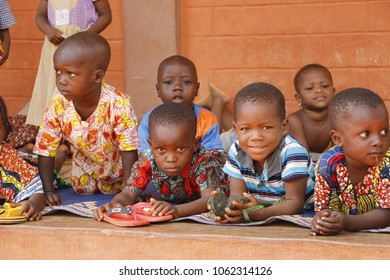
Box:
0 143 69 203
314 145 390 214
138 104 223 153
47 0 98 29
0 0 16 30
33 83 140 195
6 115 39 148
0 143 39 202
223 135 315 209
125 146 229 204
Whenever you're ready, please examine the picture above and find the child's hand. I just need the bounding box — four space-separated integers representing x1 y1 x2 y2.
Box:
220 193 259 224
44 191 61 206
93 202 123 222
46 27 65 45
310 210 345 236
12 201 42 221
150 198 179 218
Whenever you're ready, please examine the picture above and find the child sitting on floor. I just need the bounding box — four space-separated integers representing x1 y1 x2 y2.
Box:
213 82 315 223
94 102 229 220
138 55 223 153
33 32 140 206
287 64 335 161
0 96 45 221
310 88 390 235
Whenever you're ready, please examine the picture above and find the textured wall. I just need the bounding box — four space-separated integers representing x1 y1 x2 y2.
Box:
181 0 390 115
0 0 125 114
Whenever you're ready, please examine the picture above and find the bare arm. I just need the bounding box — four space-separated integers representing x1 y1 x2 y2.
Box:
87 0 112 34
228 176 248 197
287 113 309 152
151 187 215 219
38 155 61 205
121 150 138 189
35 0 64 45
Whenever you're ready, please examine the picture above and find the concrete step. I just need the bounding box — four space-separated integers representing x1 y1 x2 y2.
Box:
1 213 389 260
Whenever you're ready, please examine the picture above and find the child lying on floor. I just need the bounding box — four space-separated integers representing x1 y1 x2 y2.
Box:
0 96 45 220
94 102 229 220
311 88 390 235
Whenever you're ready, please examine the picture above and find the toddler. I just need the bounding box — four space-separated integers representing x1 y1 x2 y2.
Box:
214 82 315 223
94 102 229 220
33 32 140 206
311 88 390 235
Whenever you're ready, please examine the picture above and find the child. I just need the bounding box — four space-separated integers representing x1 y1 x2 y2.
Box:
137 55 223 153
0 96 45 221
215 82 315 223
287 64 335 161
310 88 390 235
26 0 112 126
33 32 140 206
0 0 16 65
94 102 229 220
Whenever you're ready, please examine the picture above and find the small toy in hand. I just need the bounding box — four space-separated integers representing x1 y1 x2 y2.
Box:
207 187 249 220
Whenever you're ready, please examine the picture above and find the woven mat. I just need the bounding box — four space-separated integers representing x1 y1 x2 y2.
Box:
41 188 115 218
172 210 390 233
40 187 390 233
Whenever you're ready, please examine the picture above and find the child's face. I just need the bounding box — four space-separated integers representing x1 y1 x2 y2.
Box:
0 114 5 142
295 68 335 110
156 62 200 107
332 105 390 169
233 101 288 165
148 123 200 177
54 49 103 101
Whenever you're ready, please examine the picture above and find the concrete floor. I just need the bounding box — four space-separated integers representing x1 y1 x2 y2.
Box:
1 212 389 260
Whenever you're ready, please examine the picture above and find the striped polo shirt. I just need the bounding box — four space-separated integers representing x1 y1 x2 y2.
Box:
223 135 315 210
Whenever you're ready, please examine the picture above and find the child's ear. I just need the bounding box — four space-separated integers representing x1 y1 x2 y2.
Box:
282 118 289 135
94 69 105 83
147 137 152 148
232 121 237 133
193 136 201 151
195 82 200 95
330 130 342 147
295 93 302 107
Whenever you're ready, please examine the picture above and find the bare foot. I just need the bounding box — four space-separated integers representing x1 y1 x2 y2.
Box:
195 92 213 109
208 82 231 106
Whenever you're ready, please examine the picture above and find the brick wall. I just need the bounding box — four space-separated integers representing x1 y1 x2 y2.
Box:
181 0 390 115
0 0 125 114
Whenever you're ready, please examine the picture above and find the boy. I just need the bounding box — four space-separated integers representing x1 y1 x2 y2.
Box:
138 55 223 153
216 82 315 223
94 102 229 220
287 64 335 160
33 32 140 206
311 88 390 235
0 0 16 65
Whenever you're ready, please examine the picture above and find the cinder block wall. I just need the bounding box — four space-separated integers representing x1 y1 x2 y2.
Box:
181 0 390 115
0 0 125 114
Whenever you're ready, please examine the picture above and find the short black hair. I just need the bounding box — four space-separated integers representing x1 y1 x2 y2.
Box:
294 63 333 92
55 32 111 71
0 96 12 139
149 102 197 137
157 55 198 82
330 87 387 129
233 82 286 120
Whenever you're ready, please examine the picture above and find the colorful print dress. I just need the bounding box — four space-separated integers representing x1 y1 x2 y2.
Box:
314 146 390 214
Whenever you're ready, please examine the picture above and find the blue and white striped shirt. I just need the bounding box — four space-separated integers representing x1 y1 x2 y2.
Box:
223 135 314 209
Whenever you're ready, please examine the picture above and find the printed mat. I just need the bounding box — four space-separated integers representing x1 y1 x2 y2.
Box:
40 188 390 233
